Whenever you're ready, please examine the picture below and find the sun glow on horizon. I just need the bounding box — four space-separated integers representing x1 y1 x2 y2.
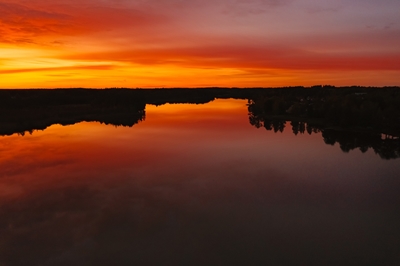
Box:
1 0 400 88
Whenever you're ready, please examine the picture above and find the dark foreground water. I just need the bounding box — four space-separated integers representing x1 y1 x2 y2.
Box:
0 99 399 266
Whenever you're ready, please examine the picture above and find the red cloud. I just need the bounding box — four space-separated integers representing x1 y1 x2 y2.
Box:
0 1 167 44
0 2 76 43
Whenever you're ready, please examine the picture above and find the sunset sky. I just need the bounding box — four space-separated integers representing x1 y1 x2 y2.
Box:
1 0 399 88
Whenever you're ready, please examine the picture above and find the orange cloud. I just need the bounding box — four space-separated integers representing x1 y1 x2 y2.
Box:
0 0 399 87
0 64 114 74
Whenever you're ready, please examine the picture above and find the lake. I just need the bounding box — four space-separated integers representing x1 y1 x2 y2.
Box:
1 99 399 265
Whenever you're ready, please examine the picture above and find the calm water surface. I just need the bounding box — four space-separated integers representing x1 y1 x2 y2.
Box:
1 99 399 265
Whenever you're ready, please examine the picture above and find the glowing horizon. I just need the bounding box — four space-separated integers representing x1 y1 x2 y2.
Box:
1 0 400 88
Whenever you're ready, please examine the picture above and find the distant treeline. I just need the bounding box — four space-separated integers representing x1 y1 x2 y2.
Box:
3 86 398 108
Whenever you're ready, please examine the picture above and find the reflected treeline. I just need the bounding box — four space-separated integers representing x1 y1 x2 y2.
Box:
249 114 400 160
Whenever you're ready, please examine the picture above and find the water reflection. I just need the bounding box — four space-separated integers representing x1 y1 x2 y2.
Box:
1 99 400 266
249 114 400 160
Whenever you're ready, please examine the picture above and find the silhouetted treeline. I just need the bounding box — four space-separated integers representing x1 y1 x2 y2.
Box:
247 86 400 135
0 87 277 136
0 104 146 136
0 88 260 109
0 89 148 136
1 87 400 141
